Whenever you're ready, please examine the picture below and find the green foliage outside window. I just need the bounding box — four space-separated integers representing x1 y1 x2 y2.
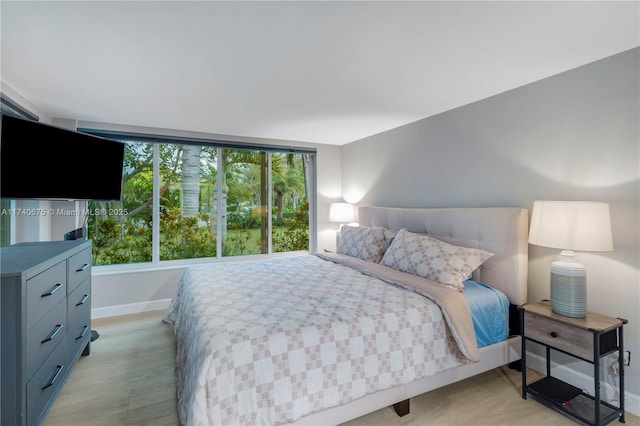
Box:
87 139 311 266
272 199 309 252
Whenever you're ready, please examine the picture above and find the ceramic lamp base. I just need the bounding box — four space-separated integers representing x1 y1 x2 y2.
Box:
550 255 586 318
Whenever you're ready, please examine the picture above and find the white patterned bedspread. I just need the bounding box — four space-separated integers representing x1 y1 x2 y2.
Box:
163 253 474 426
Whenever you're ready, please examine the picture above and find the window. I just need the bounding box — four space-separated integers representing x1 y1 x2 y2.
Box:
82 131 315 266
89 139 154 264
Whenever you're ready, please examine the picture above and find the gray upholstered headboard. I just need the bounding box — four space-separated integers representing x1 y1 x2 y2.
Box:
358 206 529 305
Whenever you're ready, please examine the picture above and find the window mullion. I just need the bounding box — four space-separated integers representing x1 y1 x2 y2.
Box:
267 152 273 254
216 147 223 258
308 155 317 253
152 143 160 263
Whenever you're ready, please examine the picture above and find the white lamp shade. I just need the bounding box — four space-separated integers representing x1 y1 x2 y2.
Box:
329 202 355 223
528 201 613 252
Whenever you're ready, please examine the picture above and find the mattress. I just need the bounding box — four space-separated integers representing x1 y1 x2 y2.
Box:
463 280 510 348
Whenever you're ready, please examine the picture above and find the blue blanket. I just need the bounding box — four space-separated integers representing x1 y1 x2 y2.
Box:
464 280 510 348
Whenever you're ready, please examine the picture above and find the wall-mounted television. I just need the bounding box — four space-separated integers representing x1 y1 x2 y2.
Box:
0 114 125 200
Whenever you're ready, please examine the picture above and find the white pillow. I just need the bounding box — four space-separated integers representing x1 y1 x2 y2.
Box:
337 225 392 263
380 228 493 290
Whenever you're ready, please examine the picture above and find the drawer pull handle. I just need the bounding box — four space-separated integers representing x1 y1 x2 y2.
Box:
76 325 89 340
41 283 63 297
76 294 89 306
42 365 64 390
76 263 89 272
41 324 64 344
550 331 558 338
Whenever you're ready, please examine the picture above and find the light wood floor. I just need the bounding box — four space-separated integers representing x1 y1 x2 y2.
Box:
43 310 639 426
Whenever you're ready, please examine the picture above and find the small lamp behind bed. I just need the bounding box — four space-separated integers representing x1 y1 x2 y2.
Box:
329 202 356 247
329 202 355 230
528 200 613 318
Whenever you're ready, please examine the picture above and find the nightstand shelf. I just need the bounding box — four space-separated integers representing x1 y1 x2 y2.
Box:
519 301 627 426
528 377 620 424
527 376 582 406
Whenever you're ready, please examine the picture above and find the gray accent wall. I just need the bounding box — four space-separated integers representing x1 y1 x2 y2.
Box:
342 47 639 402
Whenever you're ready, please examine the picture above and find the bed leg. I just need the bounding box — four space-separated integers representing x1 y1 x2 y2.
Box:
392 399 410 417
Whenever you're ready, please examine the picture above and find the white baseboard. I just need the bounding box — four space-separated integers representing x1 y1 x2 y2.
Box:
91 298 172 319
527 351 639 417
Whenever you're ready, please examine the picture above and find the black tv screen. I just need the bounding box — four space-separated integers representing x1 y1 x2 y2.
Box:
0 114 125 200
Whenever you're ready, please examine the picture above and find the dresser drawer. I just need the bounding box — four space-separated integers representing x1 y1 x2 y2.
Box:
67 248 91 293
26 261 67 331
69 321 91 362
26 298 67 381
26 334 69 426
68 277 91 328
524 311 594 361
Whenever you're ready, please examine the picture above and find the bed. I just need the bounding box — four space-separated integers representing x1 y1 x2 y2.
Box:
162 206 529 426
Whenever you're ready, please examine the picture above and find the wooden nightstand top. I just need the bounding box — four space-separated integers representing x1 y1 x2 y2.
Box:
520 300 626 333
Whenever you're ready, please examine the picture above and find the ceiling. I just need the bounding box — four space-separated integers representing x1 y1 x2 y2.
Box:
1 1 638 146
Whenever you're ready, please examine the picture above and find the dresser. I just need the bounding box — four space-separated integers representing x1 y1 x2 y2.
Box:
1 239 92 426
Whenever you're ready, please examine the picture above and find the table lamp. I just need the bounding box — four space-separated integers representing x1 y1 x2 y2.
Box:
329 202 355 230
528 200 613 318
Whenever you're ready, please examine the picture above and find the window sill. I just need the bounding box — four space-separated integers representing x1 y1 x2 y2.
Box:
91 250 310 276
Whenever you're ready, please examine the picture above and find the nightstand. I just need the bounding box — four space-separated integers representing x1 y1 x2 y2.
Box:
519 300 627 426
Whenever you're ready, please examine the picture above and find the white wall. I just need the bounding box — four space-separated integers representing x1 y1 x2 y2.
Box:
341 47 640 413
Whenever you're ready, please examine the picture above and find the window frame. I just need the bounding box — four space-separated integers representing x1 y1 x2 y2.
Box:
80 128 317 272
